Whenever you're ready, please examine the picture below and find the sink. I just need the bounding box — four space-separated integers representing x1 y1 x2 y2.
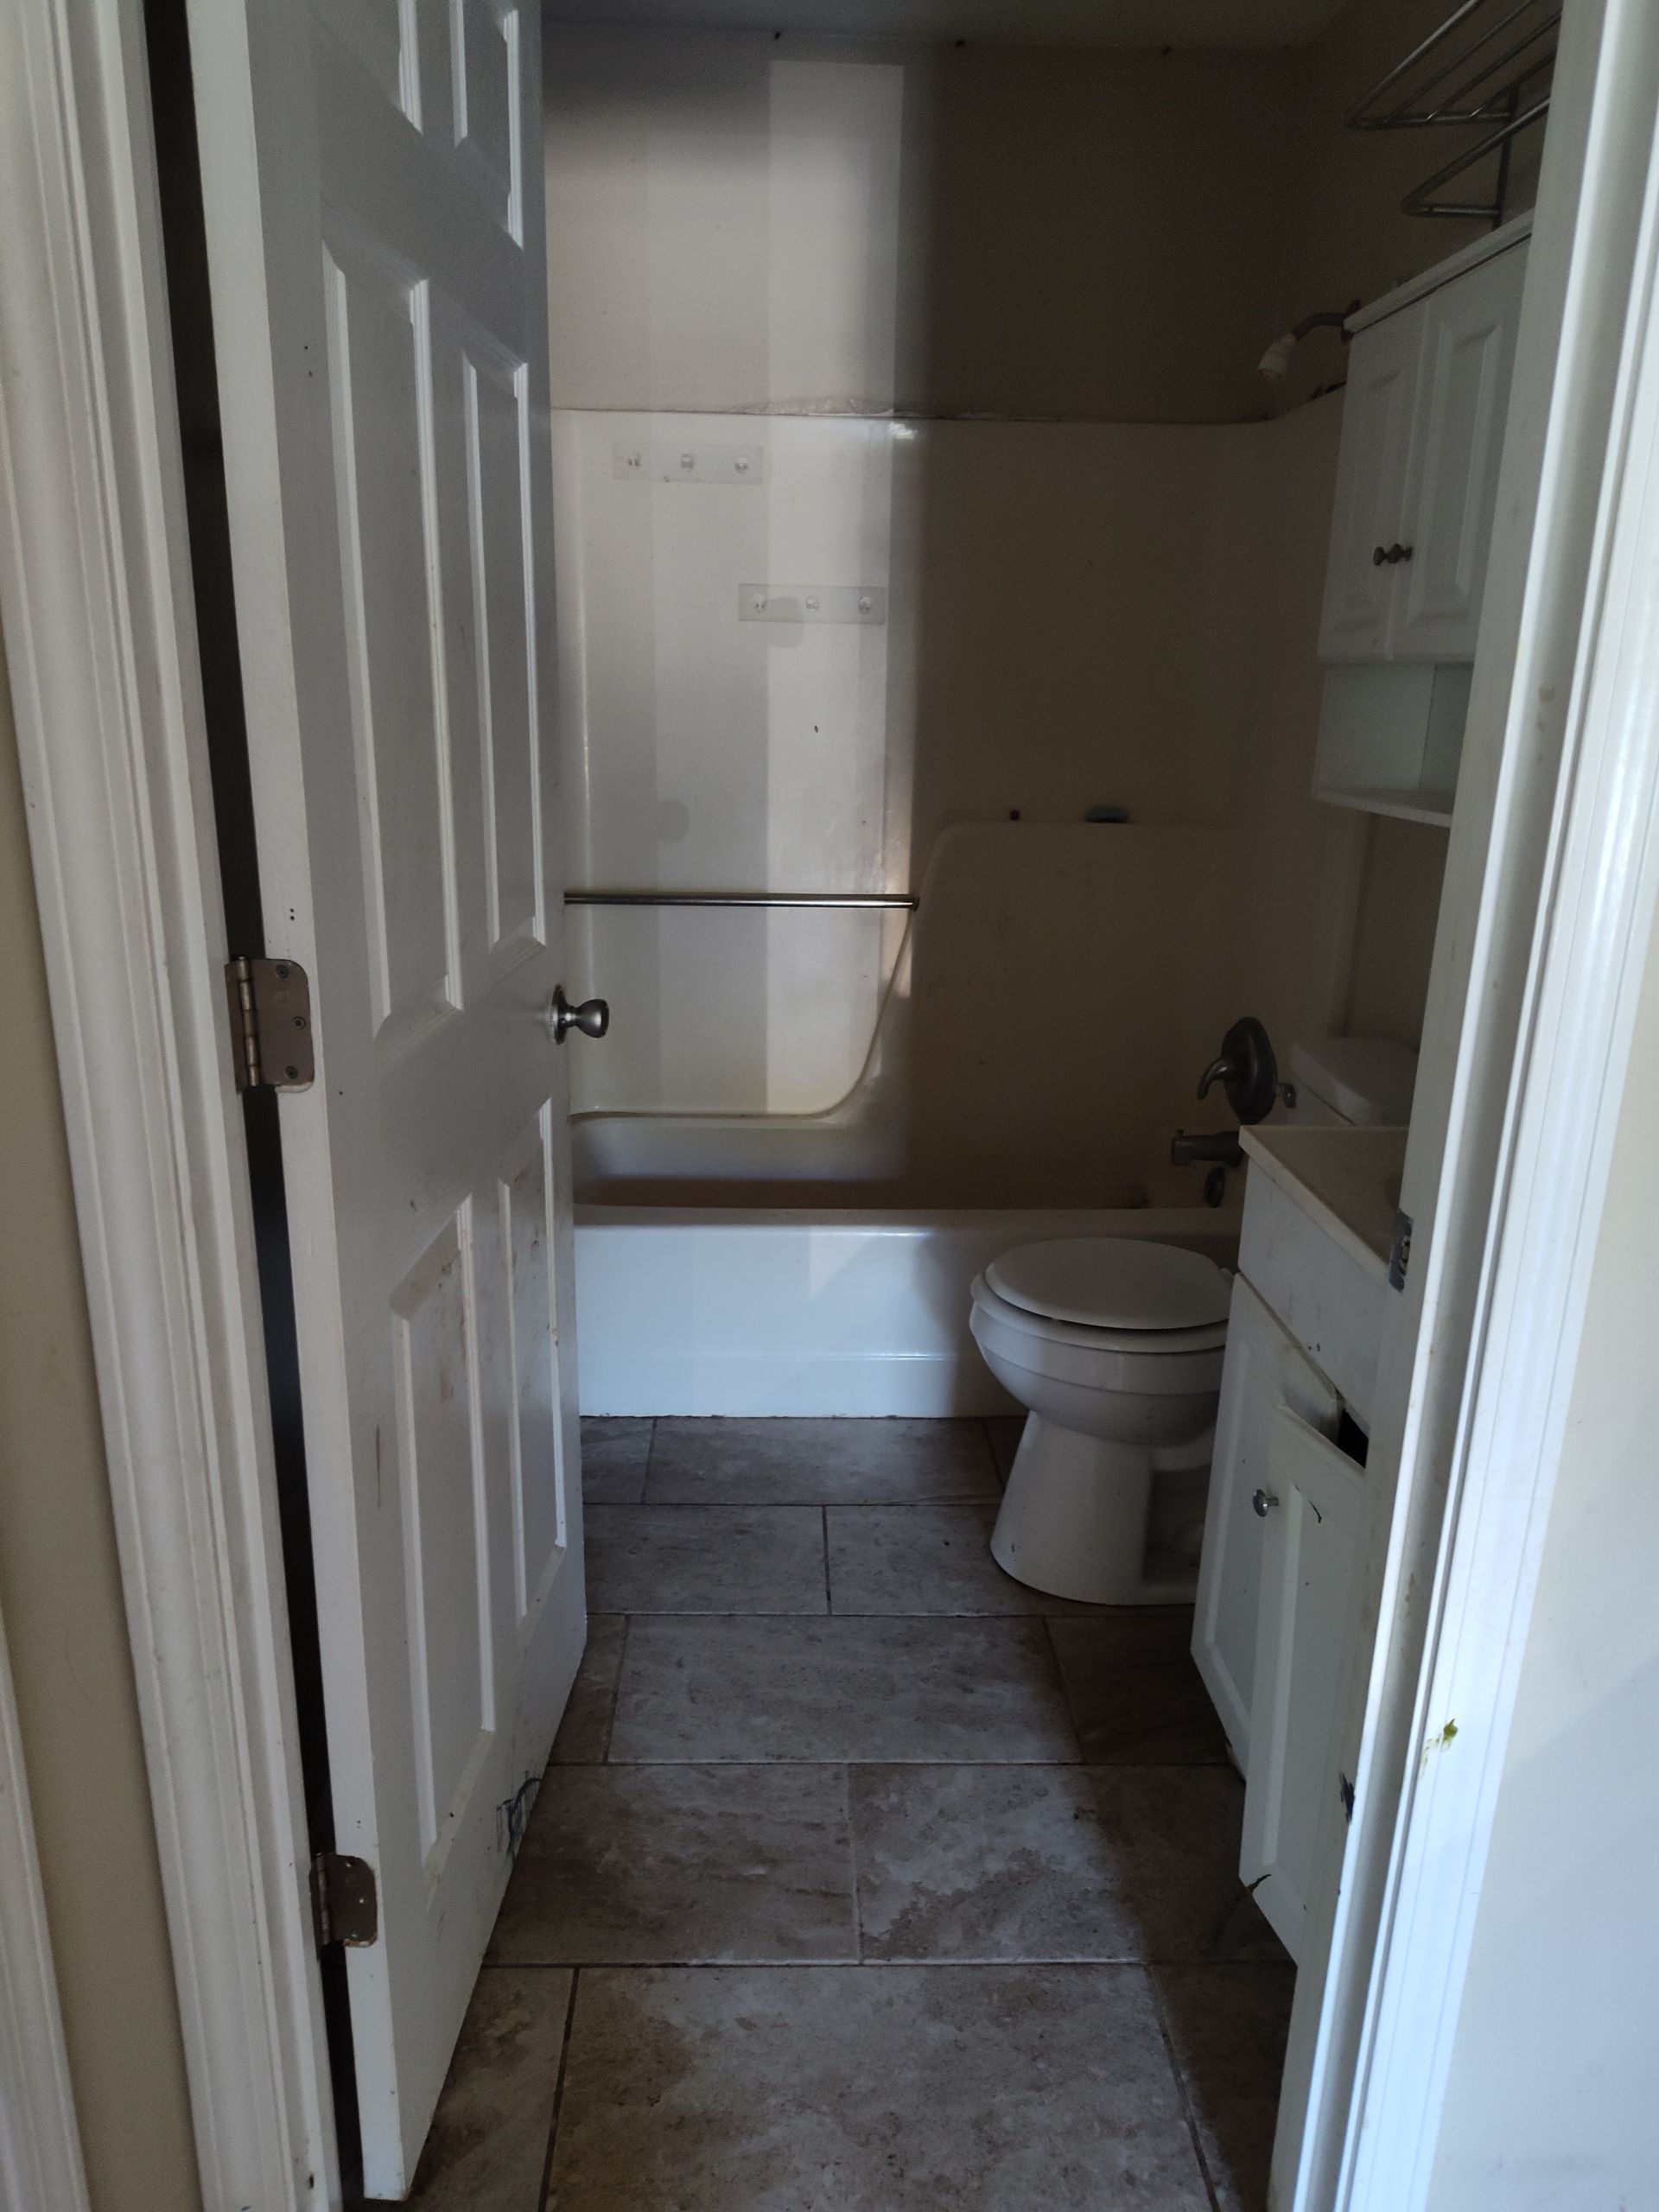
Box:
1237 1123 1408 1276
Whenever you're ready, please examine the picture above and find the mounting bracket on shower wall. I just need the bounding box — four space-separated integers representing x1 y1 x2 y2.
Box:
1350 0 1559 221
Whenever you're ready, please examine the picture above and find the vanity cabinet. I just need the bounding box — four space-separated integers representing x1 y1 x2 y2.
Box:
1194 1123 1398 1959
1240 1408 1372 1962
1192 1276 1341 1770
1319 221 1529 664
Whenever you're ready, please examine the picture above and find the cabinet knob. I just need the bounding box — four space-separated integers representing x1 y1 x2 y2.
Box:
1252 1488 1279 1517
1373 542 1414 567
1371 543 1388 567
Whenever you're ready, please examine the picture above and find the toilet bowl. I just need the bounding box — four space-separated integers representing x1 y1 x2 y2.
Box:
969 1237 1230 1605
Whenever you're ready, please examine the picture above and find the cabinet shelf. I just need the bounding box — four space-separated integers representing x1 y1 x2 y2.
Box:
1316 785 1454 829
1313 660 1469 825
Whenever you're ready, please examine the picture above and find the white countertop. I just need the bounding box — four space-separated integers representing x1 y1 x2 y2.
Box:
1239 1123 1408 1281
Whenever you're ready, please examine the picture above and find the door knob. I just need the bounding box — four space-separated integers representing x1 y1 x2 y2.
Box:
549 986 608 1043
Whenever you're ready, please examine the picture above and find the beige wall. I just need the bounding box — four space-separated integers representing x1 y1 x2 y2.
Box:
544 24 1298 423
0 638 201 2210
1345 816 1450 1049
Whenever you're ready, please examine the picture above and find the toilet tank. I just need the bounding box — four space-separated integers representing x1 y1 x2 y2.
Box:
1285 1036 1418 1128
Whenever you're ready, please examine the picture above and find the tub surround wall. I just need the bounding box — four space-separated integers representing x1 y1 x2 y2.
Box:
559 397 1365 1205
547 10 1452 1209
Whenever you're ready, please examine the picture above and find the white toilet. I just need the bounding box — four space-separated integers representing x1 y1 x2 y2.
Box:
969 1237 1231 1605
970 1033 1419 1605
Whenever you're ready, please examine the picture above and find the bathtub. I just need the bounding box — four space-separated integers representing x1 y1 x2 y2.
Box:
574 1205 1242 1417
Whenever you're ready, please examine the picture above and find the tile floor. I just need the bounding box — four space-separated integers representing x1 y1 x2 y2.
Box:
401 1417 1294 2212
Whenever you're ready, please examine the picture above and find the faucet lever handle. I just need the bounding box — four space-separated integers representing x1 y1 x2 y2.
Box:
1197 1054 1233 1101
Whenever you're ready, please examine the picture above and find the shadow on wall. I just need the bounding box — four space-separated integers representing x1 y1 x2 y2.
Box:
545 17 1469 1205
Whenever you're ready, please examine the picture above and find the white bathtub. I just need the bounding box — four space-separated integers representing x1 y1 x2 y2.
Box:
574 1205 1242 1417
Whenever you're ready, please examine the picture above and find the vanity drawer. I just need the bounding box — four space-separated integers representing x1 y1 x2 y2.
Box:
1237 1164 1388 1427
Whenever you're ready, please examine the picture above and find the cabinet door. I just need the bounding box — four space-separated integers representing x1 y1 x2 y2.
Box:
1391 242 1527 659
1317 306 1422 660
1192 1276 1342 1769
1240 1407 1370 1962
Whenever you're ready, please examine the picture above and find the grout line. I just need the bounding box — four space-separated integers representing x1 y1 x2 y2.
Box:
1043 1614 1089 1764
600 1615 630 1763
842 1764 864 1961
821 1505 834 1616
536 1966 582 2212
1146 1962 1225 2212
638 1414 657 1503
504 1955 1270 1974
977 1415 1005 1486
582 1497 1012 1510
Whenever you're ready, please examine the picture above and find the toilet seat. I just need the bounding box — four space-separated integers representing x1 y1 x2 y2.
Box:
985 1236 1231 1335
969 1275 1227 1396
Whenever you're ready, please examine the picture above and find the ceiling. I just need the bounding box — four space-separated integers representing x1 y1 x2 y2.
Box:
542 0 1356 50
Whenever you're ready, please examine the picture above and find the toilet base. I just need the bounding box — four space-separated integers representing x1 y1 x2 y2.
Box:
990 1415 1202 1605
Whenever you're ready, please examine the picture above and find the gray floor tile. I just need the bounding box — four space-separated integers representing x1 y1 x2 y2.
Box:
545 1963 1209 2211
584 1503 827 1615
985 1414 1025 1484
406 1965 570 2209
826 1501 1096 1616
608 1614 1080 1764
849 1764 1285 1963
1154 1963 1298 2212
489 1764 856 1965
579 1416 653 1503
549 1616 626 1765
645 1417 999 1503
1048 1611 1230 1764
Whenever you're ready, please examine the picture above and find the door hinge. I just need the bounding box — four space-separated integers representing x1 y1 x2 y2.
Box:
1388 1207 1414 1291
310 1851 378 1949
225 956 315 1091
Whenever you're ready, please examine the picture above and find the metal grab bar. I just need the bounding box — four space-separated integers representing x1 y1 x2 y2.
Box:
565 890 917 911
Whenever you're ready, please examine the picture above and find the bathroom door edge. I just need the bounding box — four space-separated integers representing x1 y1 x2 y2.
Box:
0 0 336 2205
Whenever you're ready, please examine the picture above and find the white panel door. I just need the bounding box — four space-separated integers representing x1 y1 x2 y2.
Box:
1317 305 1423 660
186 0 586 2192
1240 1407 1370 1962
1192 1275 1342 1770
1392 242 1529 660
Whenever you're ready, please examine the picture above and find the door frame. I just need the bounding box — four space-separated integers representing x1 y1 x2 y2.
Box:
0 1599 92 2212
1 8 1656 2212
0 1 334 2206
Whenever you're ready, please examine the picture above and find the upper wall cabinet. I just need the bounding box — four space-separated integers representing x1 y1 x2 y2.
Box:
1319 219 1529 666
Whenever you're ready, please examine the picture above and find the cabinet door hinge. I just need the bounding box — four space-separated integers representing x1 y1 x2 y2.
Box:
310 1851 378 1949
225 956 315 1091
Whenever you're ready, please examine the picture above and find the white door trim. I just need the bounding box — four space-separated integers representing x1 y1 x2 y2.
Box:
0 2 334 2207
0 1606 91 2212
1299 3 1659 2206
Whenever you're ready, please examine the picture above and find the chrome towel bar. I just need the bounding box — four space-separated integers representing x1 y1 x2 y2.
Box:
565 890 917 911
